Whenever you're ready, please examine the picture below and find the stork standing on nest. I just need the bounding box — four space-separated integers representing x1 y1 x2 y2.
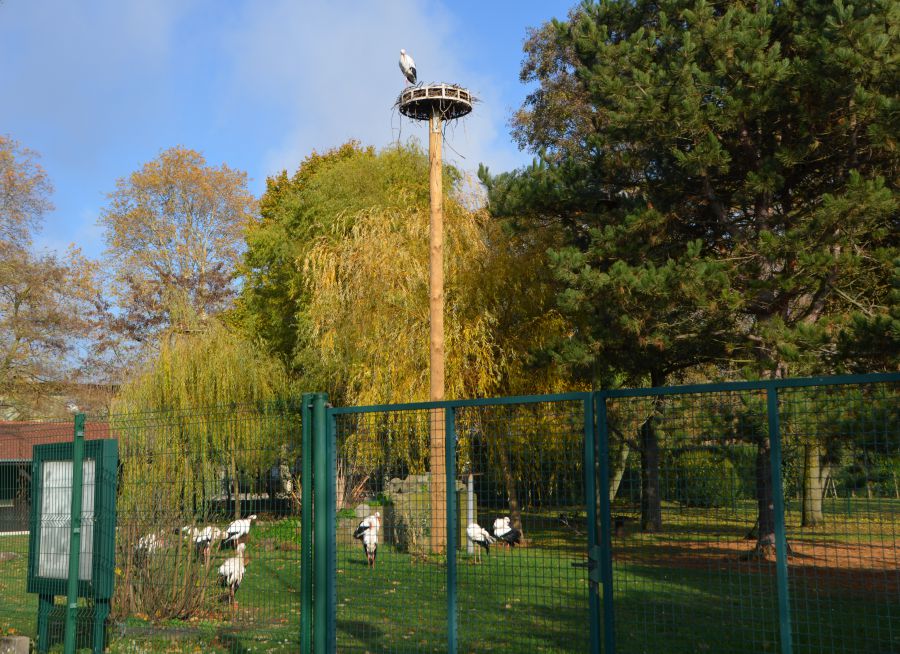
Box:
399 49 416 85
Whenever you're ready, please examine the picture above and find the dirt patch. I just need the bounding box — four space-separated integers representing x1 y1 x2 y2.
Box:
613 538 900 595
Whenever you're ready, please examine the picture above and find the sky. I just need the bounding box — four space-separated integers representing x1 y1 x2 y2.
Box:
1 0 574 260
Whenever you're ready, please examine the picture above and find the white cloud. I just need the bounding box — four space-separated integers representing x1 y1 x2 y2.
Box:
221 0 523 178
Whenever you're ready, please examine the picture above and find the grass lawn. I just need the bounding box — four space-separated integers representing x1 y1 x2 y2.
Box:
1 500 897 653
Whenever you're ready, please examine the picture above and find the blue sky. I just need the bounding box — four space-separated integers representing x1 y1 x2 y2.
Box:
1 0 574 260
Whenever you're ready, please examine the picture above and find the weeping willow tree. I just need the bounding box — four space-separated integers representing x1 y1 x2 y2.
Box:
240 142 579 533
109 315 292 618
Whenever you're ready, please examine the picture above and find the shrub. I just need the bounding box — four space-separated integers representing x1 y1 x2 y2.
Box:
669 450 736 508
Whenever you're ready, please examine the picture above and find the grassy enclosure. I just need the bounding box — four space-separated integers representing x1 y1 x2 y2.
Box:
0 376 897 653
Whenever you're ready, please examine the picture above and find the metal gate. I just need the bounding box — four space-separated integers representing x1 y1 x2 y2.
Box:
324 393 599 653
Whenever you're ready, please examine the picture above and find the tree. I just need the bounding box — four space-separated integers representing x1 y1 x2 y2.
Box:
240 142 580 542
500 0 899 547
0 136 100 413
110 315 292 618
99 146 256 353
0 135 52 249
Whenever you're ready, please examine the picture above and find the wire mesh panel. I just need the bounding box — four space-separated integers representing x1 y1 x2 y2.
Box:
455 399 592 654
0 419 76 646
779 381 900 654
332 407 449 653
107 402 303 653
604 389 782 653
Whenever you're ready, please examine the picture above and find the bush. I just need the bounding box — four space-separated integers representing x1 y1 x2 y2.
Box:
668 450 736 508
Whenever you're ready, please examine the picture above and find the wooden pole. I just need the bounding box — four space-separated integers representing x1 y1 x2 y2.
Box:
429 107 447 553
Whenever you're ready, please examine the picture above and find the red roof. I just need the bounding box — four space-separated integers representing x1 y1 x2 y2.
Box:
0 421 111 461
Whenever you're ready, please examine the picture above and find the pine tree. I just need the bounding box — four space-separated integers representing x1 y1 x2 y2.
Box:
496 0 899 544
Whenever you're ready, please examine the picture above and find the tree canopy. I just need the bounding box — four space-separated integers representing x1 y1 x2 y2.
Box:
489 0 899 383
0 136 99 414
239 141 575 407
99 146 256 351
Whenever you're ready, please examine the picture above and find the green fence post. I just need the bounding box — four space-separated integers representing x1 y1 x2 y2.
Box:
445 407 457 654
313 393 328 654
64 413 86 654
767 385 793 654
326 403 336 654
301 393 314 654
593 393 615 654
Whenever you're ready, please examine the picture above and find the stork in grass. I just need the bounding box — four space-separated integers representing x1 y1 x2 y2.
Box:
352 512 381 568
194 525 224 567
492 516 522 549
134 531 166 566
466 523 494 563
218 542 247 615
223 515 257 547
399 49 416 85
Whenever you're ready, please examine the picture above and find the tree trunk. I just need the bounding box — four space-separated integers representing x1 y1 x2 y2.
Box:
640 417 662 532
609 440 630 503
639 375 665 534
496 440 525 543
801 441 827 527
755 437 776 555
232 451 240 520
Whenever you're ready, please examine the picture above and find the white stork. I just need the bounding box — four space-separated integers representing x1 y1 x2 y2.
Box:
218 542 247 614
352 512 380 568
466 522 494 563
180 525 201 540
134 531 165 565
399 49 417 85
223 515 257 547
194 525 224 566
492 516 522 549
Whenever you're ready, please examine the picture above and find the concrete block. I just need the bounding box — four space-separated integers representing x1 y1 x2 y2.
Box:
0 636 30 654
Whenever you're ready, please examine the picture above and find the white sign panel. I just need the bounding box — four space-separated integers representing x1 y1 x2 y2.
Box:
37 459 96 581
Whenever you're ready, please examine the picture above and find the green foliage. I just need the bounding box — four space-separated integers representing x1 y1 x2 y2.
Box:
496 0 900 381
667 449 737 508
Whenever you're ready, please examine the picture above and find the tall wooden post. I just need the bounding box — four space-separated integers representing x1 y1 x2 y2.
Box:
429 107 447 553
397 83 473 555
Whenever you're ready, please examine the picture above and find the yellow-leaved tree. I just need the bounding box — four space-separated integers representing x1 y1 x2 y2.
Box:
240 141 579 539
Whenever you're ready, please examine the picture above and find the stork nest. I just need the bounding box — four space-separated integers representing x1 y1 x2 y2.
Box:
396 83 475 121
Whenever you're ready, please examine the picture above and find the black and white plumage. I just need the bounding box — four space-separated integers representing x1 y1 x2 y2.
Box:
466 522 494 563
194 525 224 566
218 542 246 613
135 531 165 556
399 49 416 85
223 515 257 547
492 516 522 549
352 512 380 568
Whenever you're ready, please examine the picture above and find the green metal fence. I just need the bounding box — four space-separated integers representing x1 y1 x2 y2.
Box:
327 394 597 654
600 375 899 654
0 373 897 653
1 399 307 653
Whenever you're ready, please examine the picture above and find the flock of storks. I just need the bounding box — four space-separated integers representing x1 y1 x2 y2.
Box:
134 508 523 617
134 515 258 612
353 513 522 568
